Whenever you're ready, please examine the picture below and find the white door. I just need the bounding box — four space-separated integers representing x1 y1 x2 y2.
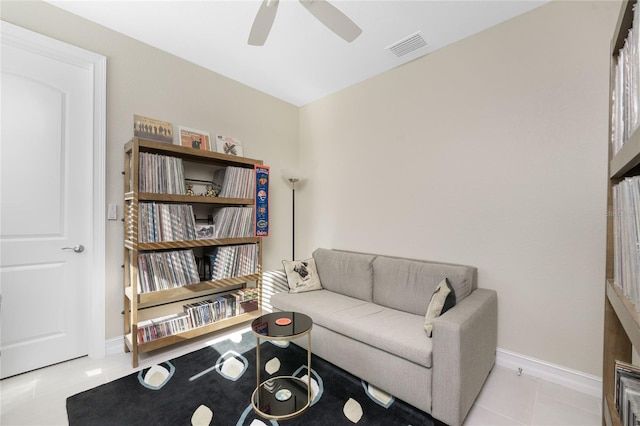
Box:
0 22 106 378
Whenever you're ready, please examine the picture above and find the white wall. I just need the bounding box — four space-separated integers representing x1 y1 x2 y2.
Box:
297 0 619 377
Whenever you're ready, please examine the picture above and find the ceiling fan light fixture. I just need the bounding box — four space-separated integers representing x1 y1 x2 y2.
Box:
248 0 361 46
299 0 362 42
248 0 280 46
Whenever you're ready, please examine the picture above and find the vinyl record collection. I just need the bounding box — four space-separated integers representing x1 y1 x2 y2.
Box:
612 176 640 307
211 207 254 238
138 152 186 194
138 203 197 243
204 244 259 280
612 3 640 155
137 288 259 343
137 249 201 293
615 360 640 426
218 166 255 198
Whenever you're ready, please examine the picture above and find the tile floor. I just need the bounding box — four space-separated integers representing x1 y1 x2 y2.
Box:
1 324 601 426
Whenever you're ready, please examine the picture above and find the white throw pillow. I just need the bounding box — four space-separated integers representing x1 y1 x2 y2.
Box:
282 258 323 293
424 278 456 337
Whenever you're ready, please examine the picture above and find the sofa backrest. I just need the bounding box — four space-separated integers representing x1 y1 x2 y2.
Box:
312 248 375 301
312 248 477 315
372 255 477 316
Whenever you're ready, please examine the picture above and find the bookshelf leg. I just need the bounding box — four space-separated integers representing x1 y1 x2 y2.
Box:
132 345 139 368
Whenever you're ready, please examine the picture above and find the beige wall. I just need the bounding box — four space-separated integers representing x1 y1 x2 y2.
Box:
298 0 618 377
1 1 299 340
1 0 620 377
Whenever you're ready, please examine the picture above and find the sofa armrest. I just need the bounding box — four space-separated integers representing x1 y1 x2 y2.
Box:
431 288 498 426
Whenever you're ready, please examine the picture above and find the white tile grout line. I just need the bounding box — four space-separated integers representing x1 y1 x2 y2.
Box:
531 379 541 426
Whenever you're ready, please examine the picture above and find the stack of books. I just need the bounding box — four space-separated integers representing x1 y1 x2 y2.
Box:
184 293 239 328
136 288 259 343
137 313 191 343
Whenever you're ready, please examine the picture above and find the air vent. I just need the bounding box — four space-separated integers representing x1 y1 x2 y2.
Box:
386 32 427 58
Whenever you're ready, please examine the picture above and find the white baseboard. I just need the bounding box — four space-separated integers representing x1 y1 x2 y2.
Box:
105 336 124 357
496 348 602 399
101 338 602 398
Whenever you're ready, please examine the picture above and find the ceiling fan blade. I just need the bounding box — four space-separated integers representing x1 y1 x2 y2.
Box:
299 0 362 42
248 0 280 46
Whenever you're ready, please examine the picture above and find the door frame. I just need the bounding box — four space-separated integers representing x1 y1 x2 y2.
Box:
2 21 107 358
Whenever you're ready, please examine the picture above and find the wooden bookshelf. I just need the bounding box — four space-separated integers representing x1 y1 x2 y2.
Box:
123 137 263 367
603 1 640 424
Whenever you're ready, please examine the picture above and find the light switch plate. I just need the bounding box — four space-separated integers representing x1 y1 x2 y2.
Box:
107 204 117 220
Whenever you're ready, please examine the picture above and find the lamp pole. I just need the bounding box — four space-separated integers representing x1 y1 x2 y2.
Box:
288 178 299 260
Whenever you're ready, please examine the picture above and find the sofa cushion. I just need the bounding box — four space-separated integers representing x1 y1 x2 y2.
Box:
424 278 456 337
282 258 323 293
270 289 433 368
372 256 475 316
271 288 369 319
312 248 375 302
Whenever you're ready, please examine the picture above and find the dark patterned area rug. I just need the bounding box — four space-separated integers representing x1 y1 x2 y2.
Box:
67 331 438 425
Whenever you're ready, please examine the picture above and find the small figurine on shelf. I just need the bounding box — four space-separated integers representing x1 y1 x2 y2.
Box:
206 185 218 197
186 183 195 196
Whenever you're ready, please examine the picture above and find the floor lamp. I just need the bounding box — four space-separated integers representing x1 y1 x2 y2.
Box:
282 169 303 260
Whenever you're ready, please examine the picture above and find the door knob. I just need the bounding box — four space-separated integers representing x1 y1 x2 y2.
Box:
61 244 84 253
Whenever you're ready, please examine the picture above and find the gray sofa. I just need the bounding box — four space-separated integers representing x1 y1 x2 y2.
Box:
270 248 498 426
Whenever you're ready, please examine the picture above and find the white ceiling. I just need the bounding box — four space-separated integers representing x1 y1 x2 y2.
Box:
45 0 549 106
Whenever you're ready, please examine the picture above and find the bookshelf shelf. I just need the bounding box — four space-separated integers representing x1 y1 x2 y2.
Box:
125 191 254 205
125 237 261 251
123 137 263 367
604 1 640 424
125 273 261 308
606 281 640 351
124 138 261 167
124 311 262 355
610 127 640 178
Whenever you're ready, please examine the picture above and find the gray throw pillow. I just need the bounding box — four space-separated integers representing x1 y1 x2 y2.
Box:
424 278 456 337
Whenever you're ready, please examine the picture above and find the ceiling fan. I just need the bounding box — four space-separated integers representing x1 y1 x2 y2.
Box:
248 0 362 46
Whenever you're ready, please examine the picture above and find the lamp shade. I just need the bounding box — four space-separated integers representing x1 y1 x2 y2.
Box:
282 168 304 182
